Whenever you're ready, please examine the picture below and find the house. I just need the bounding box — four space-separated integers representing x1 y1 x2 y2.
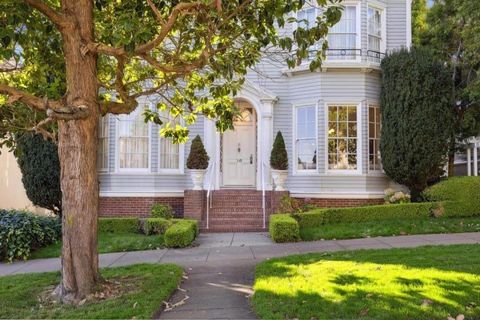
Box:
454 136 480 176
98 0 413 231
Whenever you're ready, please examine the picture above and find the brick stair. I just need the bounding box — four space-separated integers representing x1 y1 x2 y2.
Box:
200 189 270 232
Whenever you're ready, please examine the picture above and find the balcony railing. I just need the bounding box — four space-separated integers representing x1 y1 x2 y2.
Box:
307 48 386 64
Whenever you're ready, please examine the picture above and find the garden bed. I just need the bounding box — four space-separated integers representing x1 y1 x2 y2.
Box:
0 263 182 319
253 244 480 319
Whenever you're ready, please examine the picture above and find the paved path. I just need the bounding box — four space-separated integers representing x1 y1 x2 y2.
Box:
1 232 480 319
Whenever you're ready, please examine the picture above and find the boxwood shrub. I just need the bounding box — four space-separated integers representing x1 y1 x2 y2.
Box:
0 210 61 262
293 202 436 228
164 219 198 248
141 218 172 235
98 217 139 233
269 214 300 243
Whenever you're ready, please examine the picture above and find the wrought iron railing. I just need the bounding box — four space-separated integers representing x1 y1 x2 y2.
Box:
306 48 386 63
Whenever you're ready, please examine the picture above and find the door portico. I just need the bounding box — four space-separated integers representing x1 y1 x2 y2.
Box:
203 80 278 191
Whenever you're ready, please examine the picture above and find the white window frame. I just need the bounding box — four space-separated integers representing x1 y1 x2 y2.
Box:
324 102 362 174
326 1 361 62
115 105 151 173
157 110 185 175
293 103 319 175
367 3 387 61
97 115 109 173
368 104 382 172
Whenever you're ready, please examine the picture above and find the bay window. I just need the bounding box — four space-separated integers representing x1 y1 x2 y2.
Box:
97 116 109 172
295 105 317 171
327 5 358 60
368 105 381 171
328 105 358 170
118 105 149 170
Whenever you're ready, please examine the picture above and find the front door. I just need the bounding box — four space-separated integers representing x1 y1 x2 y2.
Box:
222 106 256 187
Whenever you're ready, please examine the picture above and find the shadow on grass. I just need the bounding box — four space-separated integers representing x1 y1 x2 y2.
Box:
253 244 480 319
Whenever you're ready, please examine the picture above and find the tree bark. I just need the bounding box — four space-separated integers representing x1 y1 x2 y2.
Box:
55 0 101 302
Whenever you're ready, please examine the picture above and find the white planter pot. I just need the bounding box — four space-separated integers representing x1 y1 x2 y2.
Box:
271 169 288 191
189 169 206 190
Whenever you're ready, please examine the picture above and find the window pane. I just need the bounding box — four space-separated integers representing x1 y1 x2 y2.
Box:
97 116 109 171
328 6 357 59
118 106 149 169
368 106 381 170
296 106 316 171
328 105 358 170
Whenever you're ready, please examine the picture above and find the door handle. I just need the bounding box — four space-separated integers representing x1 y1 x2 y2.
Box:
250 154 253 164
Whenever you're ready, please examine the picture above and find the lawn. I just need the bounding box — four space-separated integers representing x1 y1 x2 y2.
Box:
30 232 164 259
253 244 480 320
0 263 182 319
300 217 480 241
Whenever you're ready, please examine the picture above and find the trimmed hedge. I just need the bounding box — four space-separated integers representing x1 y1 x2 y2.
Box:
0 210 61 262
292 203 436 228
151 204 174 219
98 218 139 233
269 214 300 243
142 218 172 235
164 219 198 248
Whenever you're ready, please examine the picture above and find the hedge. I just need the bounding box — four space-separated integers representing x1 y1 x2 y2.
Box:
164 219 198 248
141 218 172 235
0 210 61 262
98 218 139 233
292 202 436 229
269 214 300 243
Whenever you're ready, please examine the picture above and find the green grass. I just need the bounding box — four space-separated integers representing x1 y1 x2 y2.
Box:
300 217 480 241
253 244 480 320
0 263 182 319
30 232 164 259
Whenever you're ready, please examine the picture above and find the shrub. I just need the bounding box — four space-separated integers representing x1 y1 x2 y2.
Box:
15 133 62 215
293 203 436 228
98 218 139 233
142 218 172 235
270 131 288 170
384 188 411 204
164 219 198 248
151 204 174 219
0 210 61 262
276 195 317 214
269 214 300 243
380 47 454 200
186 135 209 169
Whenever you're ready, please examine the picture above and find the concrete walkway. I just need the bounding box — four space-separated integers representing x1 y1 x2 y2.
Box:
1 232 480 319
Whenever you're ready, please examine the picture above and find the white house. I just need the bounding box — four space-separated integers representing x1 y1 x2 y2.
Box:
98 0 413 231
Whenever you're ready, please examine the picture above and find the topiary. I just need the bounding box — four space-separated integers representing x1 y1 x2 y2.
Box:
186 135 209 169
270 131 288 170
15 133 62 215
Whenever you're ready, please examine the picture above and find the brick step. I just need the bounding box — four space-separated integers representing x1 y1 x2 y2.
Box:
209 212 264 218
209 206 265 212
212 189 262 195
211 200 268 207
208 220 264 227
200 227 267 233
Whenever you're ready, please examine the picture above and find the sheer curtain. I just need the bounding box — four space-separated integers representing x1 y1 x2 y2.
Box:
97 115 109 171
159 111 180 170
368 7 382 52
328 105 358 170
327 6 357 60
296 106 317 171
118 105 149 170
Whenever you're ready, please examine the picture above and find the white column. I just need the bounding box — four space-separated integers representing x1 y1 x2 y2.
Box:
260 99 274 190
474 141 478 177
467 147 472 176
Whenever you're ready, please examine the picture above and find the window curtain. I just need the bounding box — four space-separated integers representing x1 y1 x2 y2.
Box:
118 106 149 169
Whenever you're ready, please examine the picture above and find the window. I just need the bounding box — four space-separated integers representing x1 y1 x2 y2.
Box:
295 105 317 171
368 6 384 62
118 105 149 170
98 116 109 171
159 111 181 170
327 5 358 60
297 7 316 30
328 105 358 170
368 105 381 171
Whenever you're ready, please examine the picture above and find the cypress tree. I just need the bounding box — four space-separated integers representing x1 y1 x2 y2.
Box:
186 135 209 169
270 131 288 170
380 47 454 201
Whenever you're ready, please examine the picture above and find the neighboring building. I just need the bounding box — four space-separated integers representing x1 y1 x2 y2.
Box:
98 0 412 231
454 136 480 176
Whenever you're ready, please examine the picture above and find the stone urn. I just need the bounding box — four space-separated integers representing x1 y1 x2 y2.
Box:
189 169 206 190
271 169 288 191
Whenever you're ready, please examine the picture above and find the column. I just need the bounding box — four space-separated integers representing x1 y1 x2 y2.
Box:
260 99 275 190
474 141 478 177
467 147 472 176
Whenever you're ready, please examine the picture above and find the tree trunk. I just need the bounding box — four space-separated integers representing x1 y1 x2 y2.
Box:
55 0 100 303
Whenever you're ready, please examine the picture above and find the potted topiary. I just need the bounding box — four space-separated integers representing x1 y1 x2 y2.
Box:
270 131 288 191
186 135 210 190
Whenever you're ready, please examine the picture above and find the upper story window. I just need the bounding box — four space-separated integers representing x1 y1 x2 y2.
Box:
328 105 358 171
295 105 317 172
368 105 381 171
327 5 359 60
118 105 149 171
158 111 182 171
297 7 316 30
368 6 385 62
98 116 109 172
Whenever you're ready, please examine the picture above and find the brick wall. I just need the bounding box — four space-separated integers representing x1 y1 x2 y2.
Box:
99 197 184 218
296 197 384 208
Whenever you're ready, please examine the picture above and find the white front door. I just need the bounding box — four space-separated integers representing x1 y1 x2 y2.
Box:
222 108 256 187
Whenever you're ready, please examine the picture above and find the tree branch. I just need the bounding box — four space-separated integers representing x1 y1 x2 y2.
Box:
24 0 70 30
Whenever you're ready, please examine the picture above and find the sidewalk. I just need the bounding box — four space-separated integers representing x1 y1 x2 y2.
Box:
1 232 479 277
